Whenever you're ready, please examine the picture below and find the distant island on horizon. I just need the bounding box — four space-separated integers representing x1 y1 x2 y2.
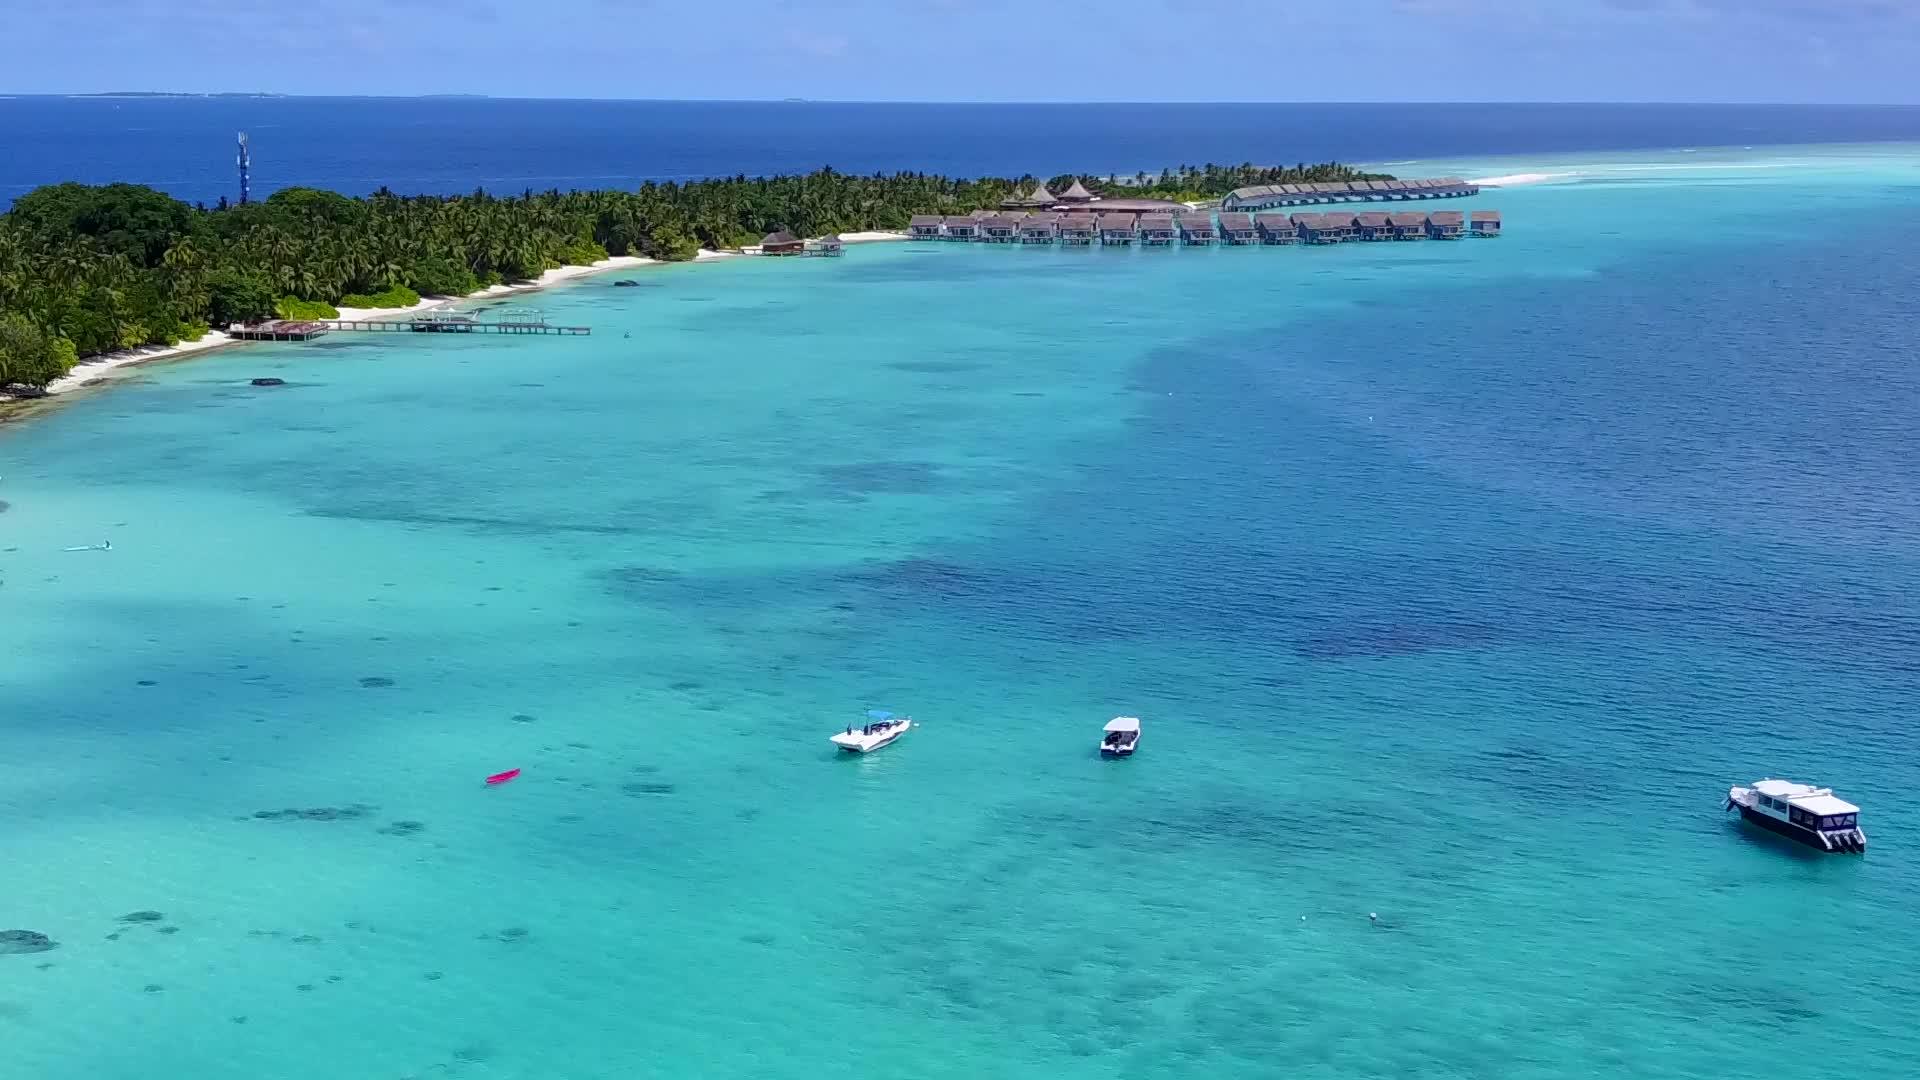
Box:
72 92 290 99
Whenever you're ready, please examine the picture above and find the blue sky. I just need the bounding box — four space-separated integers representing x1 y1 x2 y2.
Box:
7 0 1915 103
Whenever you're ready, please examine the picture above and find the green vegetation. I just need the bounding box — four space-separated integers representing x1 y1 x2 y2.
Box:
274 296 340 320
337 284 422 310
0 161 1386 388
1082 162 1384 204
0 314 77 391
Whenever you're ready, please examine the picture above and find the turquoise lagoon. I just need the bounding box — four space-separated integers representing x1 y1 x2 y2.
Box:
4 146 1920 1079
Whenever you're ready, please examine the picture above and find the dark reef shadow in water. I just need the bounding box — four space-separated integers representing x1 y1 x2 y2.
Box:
814 460 945 498
888 360 984 374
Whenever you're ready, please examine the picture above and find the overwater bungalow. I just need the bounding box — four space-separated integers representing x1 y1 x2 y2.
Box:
1354 212 1393 241
1255 214 1298 244
1471 209 1503 237
1221 185 1262 210
909 214 944 240
1058 214 1097 244
1426 210 1466 239
942 215 978 241
981 216 1021 243
1098 212 1138 245
1389 211 1429 239
1139 213 1177 246
1381 180 1409 200
1291 213 1340 243
805 233 844 256
1218 212 1257 245
1019 214 1059 244
1177 213 1217 245
760 230 805 256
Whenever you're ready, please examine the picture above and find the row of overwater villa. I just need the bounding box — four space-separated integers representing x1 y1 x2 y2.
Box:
908 207 1501 245
908 175 1498 246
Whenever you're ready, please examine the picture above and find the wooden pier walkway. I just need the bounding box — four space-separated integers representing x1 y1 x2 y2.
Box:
231 313 591 342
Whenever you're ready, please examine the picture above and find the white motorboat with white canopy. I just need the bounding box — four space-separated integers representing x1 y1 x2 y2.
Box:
831 709 912 753
1100 716 1140 757
1726 778 1866 853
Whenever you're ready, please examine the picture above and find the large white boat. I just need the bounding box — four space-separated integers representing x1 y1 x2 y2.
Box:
1099 716 1141 757
831 710 912 753
1726 779 1866 853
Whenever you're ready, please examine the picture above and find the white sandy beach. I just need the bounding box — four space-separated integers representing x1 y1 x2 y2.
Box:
5 251 749 406
1468 172 1578 186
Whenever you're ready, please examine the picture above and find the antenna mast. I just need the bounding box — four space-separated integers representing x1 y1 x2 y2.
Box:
236 131 251 206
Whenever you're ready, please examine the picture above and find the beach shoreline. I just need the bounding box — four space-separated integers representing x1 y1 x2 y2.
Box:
0 249 750 417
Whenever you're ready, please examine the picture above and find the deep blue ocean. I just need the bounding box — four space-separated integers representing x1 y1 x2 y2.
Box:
4 98 1920 206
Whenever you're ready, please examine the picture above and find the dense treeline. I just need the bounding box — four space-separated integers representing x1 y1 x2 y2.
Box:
1090 162 1385 202
0 161 1380 389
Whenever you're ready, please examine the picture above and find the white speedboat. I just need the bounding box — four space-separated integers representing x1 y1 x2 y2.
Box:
1726 778 1865 853
1100 716 1141 757
831 710 912 753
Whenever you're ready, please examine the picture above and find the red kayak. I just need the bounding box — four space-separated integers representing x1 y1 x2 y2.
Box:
485 768 521 786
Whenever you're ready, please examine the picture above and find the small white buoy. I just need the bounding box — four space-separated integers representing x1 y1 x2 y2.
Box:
1368 912 1378 922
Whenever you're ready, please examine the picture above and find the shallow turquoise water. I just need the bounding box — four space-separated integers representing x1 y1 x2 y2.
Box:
5 148 1920 1079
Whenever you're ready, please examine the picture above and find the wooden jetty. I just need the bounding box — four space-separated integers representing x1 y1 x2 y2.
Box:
235 312 592 340
335 313 590 335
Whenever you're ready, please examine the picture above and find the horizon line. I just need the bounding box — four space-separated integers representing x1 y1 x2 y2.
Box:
4 93 1918 108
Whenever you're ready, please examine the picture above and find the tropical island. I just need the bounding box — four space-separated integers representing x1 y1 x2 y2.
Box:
0 161 1384 392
